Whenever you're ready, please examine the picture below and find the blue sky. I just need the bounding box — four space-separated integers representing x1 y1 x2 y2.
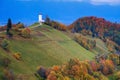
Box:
0 0 120 26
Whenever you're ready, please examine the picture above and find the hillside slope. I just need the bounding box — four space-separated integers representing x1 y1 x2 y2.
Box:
0 24 95 79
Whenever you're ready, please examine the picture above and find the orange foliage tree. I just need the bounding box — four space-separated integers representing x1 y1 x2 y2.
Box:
21 28 31 38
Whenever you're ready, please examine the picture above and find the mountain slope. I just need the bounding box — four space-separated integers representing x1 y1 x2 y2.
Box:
0 24 95 79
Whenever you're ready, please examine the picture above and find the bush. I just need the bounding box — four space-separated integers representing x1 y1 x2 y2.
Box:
13 23 24 31
36 66 47 79
0 39 9 49
0 57 11 67
47 71 57 80
21 28 31 38
3 68 15 80
13 53 22 60
114 71 120 80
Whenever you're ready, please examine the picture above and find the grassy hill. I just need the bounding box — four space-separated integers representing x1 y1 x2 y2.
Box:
0 24 95 79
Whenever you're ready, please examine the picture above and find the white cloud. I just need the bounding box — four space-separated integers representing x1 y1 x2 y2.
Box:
46 0 120 5
17 0 38 1
46 0 83 2
90 0 120 5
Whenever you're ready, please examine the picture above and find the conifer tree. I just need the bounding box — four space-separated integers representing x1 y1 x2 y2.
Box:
6 18 12 35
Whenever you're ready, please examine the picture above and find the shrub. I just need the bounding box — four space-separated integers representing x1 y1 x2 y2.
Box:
13 23 24 32
47 71 57 80
89 61 98 72
52 65 60 72
13 53 22 60
93 72 108 80
0 39 9 49
36 66 47 79
99 59 115 75
84 74 96 80
3 68 15 80
114 71 120 80
0 57 11 67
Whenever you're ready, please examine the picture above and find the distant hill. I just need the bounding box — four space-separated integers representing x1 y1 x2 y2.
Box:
68 16 120 49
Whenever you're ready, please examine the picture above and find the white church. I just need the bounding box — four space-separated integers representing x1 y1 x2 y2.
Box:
38 14 44 25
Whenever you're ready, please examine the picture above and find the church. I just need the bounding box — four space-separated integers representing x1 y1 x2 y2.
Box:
38 14 44 25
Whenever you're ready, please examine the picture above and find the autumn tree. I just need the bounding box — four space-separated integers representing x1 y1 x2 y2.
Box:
16 22 25 28
21 28 31 38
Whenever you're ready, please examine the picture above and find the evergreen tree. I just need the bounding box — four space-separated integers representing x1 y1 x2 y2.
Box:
6 18 13 37
6 18 12 35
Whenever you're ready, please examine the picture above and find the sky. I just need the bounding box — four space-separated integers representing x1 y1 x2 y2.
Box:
0 0 120 26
